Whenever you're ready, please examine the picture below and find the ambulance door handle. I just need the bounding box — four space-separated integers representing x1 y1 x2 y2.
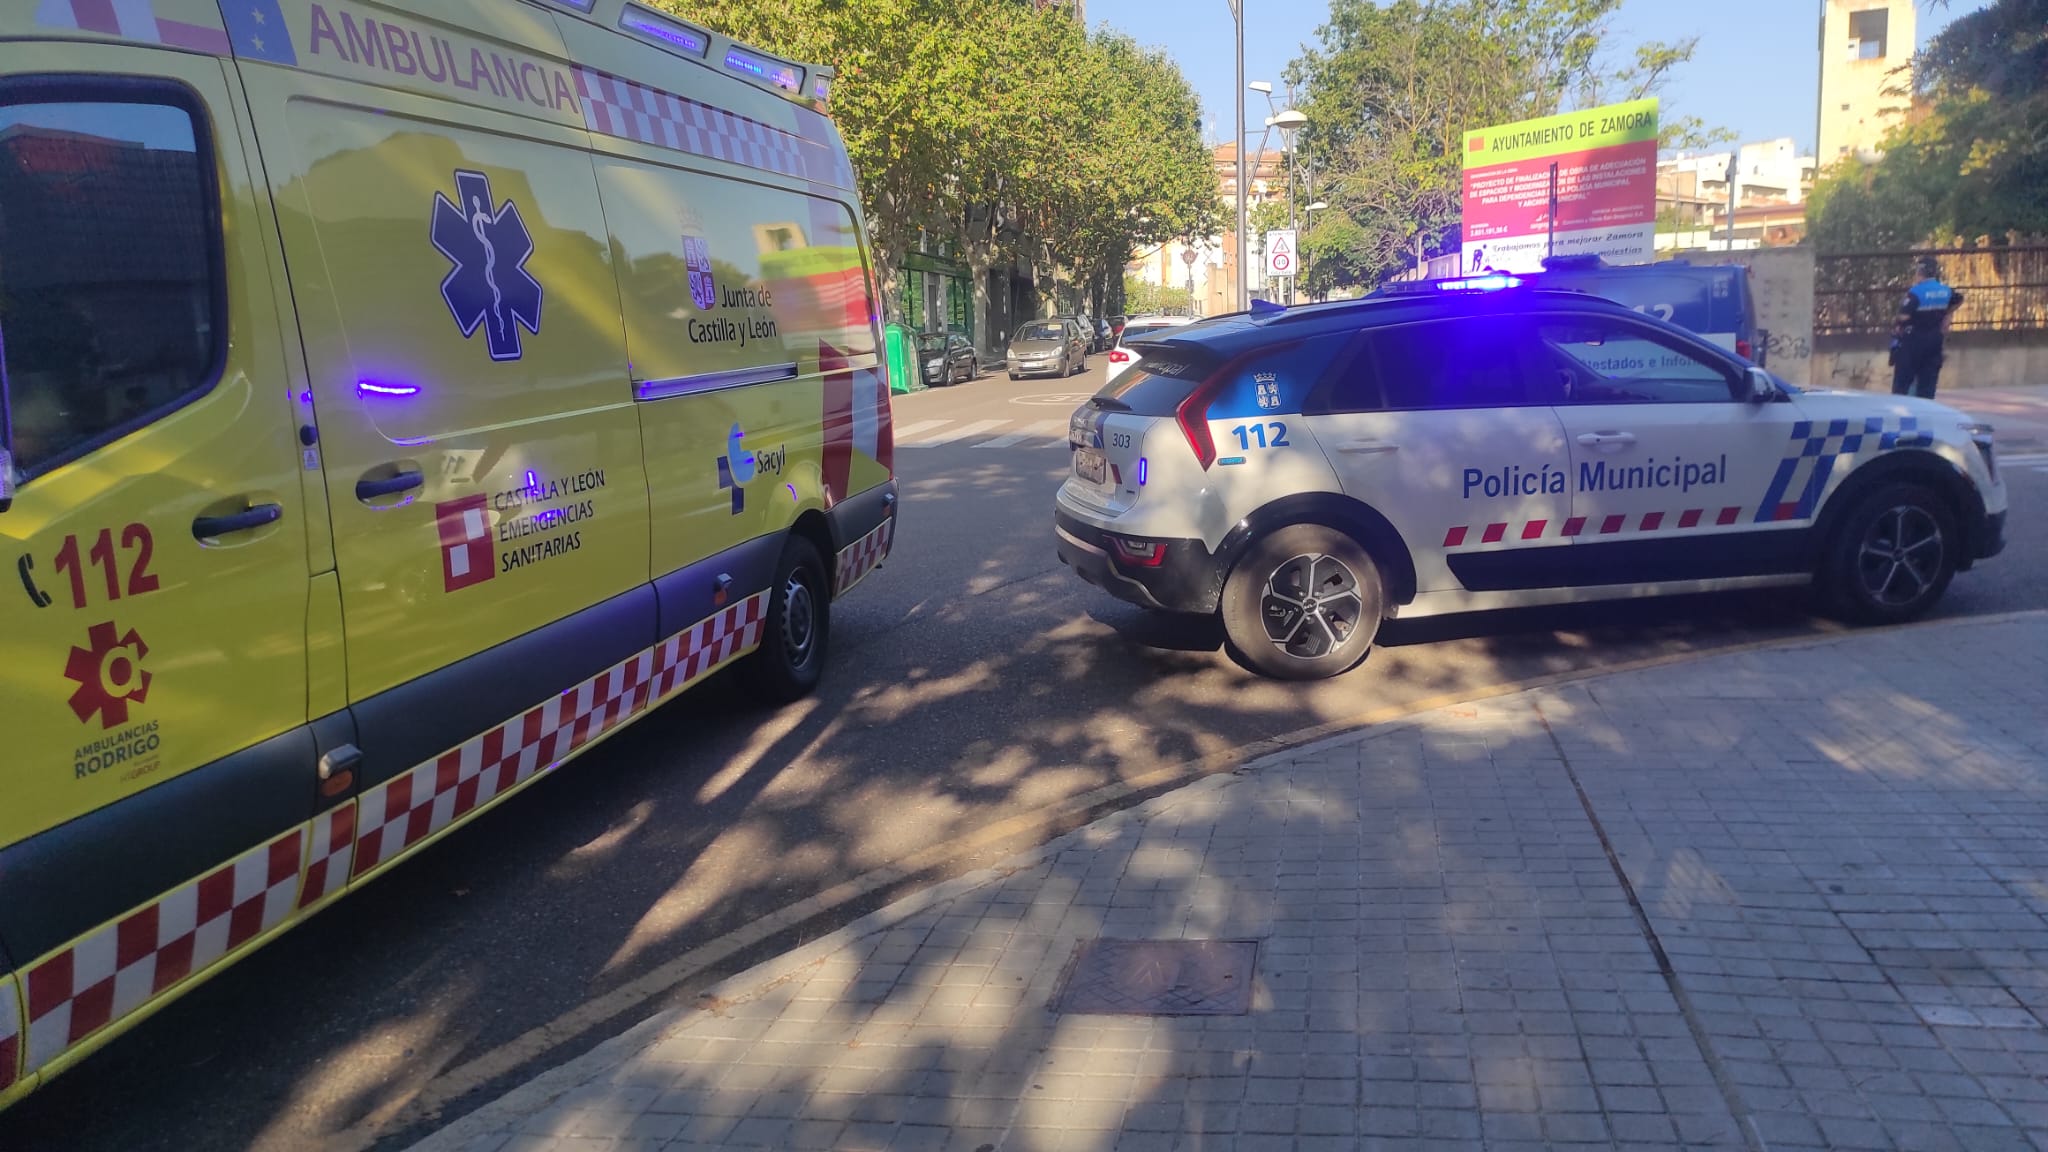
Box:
1337 439 1399 455
192 502 283 540
1576 431 1636 447
355 468 424 502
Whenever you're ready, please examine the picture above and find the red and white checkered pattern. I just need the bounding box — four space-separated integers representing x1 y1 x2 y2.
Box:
1 973 21 1095
651 593 768 699
298 804 357 910
571 66 855 190
350 593 769 882
22 829 301 1075
1442 505 1748 548
836 517 895 596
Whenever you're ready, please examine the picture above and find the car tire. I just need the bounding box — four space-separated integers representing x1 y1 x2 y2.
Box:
1219 524 1384 681
1008 371 1019 381
1820 482 1958 625
741 534 831 703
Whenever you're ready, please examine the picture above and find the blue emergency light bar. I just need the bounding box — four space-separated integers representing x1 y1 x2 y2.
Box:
724 47 802 92
1436 274 1524 292
619 5 709 56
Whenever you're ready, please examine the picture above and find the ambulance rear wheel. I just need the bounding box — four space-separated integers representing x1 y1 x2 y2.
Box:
1220 524 1383 681
744 535 830 702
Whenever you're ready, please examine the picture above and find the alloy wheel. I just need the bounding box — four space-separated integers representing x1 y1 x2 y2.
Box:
1260 553 1365 660
1856 504 1944 607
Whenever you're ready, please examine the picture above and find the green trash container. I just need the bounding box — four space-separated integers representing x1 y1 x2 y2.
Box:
884 324 919 394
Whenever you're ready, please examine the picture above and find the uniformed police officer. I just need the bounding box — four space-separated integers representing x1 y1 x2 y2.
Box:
1891 255 1962 399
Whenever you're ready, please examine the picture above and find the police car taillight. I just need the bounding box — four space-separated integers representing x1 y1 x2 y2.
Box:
1108 349 1131 363
1737 338 1753 360
1110 537 1168 568
1175 385 1217 469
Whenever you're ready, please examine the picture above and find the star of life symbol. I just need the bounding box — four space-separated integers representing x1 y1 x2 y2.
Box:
64 620 151 729
431 170 543 361
1255 372 1281 410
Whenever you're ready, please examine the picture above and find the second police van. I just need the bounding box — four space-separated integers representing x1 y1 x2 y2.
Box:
1056 278 2007 679
0 0 894 1106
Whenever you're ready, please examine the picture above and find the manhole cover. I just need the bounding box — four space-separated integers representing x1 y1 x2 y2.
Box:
1056 939 1257 1016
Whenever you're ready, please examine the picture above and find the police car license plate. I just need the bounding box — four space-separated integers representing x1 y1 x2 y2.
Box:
1073 447 1107 484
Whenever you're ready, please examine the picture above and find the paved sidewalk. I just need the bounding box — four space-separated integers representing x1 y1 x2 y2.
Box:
411 614 2048 1152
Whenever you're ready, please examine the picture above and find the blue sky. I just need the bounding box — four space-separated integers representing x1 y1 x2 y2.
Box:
1087 0 1990 155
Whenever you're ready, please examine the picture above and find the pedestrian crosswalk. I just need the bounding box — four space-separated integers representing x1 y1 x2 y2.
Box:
895 418 1071 449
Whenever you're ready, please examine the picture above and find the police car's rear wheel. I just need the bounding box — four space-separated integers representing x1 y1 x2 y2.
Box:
1221 525 1384 680
1824 483 1957 625
743 535 830 702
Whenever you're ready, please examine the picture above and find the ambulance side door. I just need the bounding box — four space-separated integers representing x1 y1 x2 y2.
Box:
0 45 311 1086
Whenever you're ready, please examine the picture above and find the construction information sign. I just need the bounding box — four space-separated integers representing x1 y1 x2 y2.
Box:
1460 98 1658 274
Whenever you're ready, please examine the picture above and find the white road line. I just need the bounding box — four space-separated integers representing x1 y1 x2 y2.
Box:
974 420 1067 448
890 420 952 442
903 418 1008 446
1997 452 2048 466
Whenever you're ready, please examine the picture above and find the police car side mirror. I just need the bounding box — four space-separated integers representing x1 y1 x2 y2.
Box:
1745 367 1777 404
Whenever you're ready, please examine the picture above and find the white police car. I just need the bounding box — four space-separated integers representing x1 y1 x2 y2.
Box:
1054 277 2008 679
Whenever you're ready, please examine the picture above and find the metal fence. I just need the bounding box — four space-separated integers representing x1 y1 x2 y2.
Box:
1814 241 2048 336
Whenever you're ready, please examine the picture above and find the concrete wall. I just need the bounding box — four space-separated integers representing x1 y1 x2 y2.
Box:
1687 246 1817 385
1812 331 2048 393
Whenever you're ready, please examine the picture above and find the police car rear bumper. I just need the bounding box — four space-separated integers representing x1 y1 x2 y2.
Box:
1054 509 1222 614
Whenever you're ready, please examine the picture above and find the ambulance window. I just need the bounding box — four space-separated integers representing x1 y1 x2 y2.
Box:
0 89 221 480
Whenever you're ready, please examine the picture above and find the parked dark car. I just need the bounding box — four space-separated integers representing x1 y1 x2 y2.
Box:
1091 317 1114 351
917 331 978 386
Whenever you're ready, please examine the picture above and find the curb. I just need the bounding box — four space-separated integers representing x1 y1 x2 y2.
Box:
393 608 2048 1152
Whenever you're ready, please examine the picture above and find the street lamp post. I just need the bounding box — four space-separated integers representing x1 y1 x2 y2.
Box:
1228 1 1246 311
1269 107 1307 303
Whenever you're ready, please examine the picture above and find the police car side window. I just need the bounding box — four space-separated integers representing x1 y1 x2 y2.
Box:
1372 317 1548 410
0 89 222 481
1540 318 1735 405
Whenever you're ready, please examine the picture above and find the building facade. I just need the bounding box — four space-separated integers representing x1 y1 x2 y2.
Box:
1817 0 1916 165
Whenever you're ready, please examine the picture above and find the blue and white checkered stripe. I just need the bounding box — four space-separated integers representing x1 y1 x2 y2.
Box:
1756 417 1933 522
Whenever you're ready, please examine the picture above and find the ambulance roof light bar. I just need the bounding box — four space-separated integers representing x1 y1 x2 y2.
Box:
618 3 709 58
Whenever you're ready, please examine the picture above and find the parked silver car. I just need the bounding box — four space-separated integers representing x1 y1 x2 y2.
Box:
1007 319 1088 379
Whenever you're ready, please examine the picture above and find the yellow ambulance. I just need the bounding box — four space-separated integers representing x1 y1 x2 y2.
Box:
0 0 895 1107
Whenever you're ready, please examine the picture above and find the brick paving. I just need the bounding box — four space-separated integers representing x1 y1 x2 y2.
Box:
409 613 2048 1152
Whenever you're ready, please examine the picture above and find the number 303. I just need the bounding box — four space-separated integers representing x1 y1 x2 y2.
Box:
1230 422 1289 450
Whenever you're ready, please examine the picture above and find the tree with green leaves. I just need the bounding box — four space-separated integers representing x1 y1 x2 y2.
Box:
1284 0 1726 295
668 0 1217 346
1806 0 2048 252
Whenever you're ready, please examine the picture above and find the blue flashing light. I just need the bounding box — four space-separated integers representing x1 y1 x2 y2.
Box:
1436 274 1524 292
1135 456 1148 486
619 6 708 56
525 469 539 491
1218 456 1247 466
357 380 420 397
724 48 802 92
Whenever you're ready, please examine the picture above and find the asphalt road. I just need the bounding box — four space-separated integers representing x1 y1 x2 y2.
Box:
5 362 2043 1152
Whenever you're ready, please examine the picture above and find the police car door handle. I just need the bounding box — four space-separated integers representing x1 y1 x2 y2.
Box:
355 468 425 501
1337 439 1399 455
1576 431 1637 447
192 502 283 540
